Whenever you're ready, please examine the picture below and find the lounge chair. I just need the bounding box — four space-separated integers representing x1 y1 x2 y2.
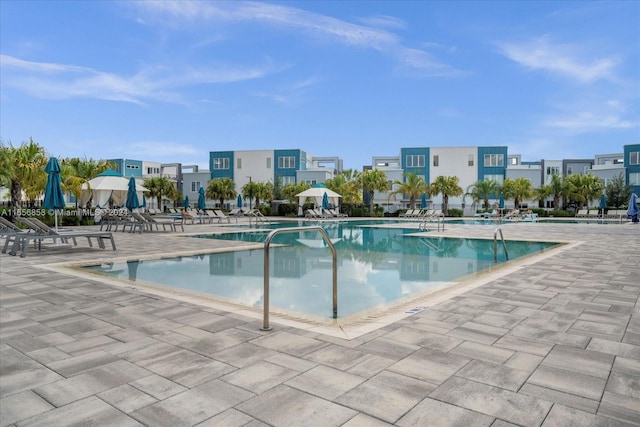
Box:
9 217 116 257
212 209 235 223
575 209 588 218
586 209 599 218
327 208 347 218
416 209 434 219
504 209 520 221
400 209 416 218
139 212 177 231
305 209 319 219
228 208 244 217
1 217 37 254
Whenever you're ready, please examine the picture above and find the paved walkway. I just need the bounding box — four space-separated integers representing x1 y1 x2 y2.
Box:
1 218 639 426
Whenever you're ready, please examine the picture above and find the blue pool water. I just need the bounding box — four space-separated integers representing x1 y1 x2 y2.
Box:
83 222 558 320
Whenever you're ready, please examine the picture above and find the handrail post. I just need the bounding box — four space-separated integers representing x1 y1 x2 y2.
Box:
493 227 509 262
261 226 338 331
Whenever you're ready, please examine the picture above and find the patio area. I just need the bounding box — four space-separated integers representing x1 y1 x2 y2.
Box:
1 219 639 426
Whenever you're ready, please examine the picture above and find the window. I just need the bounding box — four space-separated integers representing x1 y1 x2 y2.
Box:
237 158 242 169
510 157 518 165
278 156 295 169
191 181 201 192
146 167 159 174
280 176 295 185
433 155 439 167
630 151 640 165
484 174 504 184
484 154 504 167
468 155 474 167
546 166 560 175
406 155 425 168
630 172 640 186
567 166 573 175
266 157 272 168
213 158 229 170
126 164 139 170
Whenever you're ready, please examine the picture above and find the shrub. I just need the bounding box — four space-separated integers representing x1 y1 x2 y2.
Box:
447 208 463 217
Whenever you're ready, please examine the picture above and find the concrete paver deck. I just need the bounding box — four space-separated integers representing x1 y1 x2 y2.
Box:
1 218 638 426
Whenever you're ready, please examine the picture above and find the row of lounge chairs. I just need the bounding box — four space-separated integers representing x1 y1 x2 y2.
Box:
575 209 629 220
1 216 116 258
304 208 347 219
100 208 242 232
400 209 443 219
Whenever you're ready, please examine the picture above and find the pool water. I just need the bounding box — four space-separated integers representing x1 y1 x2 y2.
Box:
83 222 558 320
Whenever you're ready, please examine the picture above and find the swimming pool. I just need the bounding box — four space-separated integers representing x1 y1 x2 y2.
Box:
82 221 559 322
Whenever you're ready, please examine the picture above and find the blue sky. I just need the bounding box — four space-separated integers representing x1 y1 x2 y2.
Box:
1 1 638 170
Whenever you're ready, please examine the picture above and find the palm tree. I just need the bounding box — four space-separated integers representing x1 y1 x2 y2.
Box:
281 182 310 202
358 169 390 214
564 173 604 209
254 181 274 208
61 157 116 208
533 184 552 209
242 179 261 209
206 177 237 209
503 177 534 209
429 176 463 215
325 169 362 205
0 138 47 206
388 172 428 209
549 173 564 210
144 176 176 212
464 179 500 210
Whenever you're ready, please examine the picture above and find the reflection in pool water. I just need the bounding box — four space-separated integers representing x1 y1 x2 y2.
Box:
83 223 558 320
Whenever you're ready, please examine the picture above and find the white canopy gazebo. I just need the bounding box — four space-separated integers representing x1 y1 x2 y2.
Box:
81 170 147 208
295 183 341 208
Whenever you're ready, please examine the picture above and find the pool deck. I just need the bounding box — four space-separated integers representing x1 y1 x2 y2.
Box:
1 218 639 426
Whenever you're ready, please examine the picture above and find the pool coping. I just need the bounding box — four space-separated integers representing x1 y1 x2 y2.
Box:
38 234 579 340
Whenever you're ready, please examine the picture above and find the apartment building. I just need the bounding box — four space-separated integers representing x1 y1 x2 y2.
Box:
368 146 508 213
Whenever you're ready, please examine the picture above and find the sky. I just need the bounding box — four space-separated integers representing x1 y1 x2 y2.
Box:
1 0 639 170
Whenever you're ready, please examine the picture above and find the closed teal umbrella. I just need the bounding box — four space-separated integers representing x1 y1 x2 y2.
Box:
184 195 190 209
43 157 65 230
237 194 243 208
421 193 427 209
198 187 206 210
141 193 146 209
599 194 606 219
628 193 638 223
125 177 140 211
499 193 505 209
322 192 329 209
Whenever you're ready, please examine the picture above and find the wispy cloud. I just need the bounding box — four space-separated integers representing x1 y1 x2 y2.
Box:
251 77 319 105
544 112 638 132
355 15 407 30
133 0 461 76
542 98 639 133
0 54 282 104
497 36 619 83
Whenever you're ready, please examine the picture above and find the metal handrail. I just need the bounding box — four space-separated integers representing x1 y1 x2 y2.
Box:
419 213 445 232
494 227 509 262
248 209 271 227
261 226 338 331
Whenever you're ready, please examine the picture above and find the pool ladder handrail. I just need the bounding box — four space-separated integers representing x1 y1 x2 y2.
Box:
248 209 271 227
494 227 509 262
261 226 338 331
419 212 445 232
